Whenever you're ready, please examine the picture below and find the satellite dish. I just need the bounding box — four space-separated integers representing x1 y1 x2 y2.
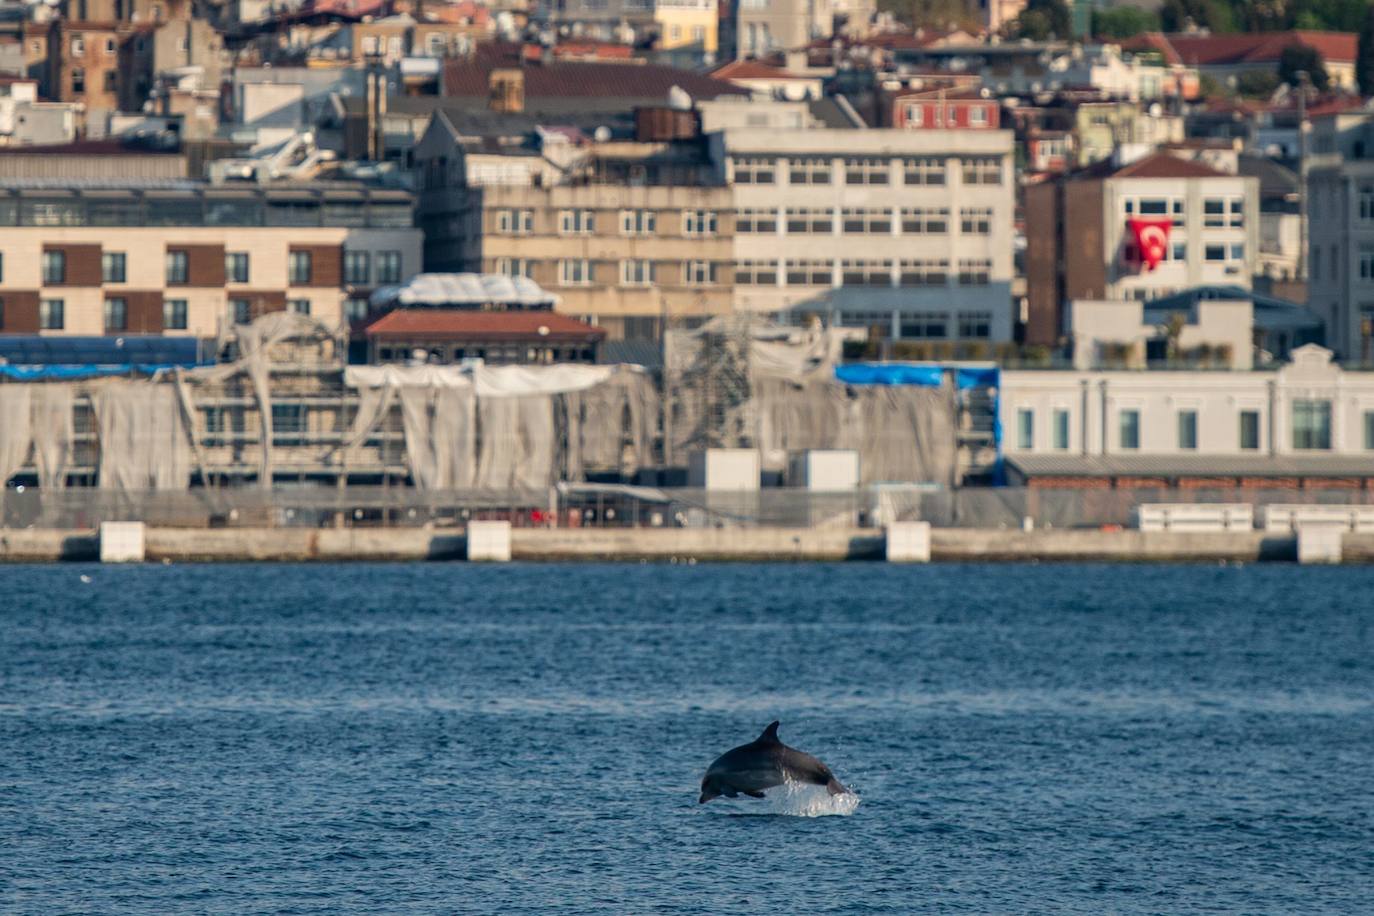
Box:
1149 102 1163 118
667 85 692 110
594 125 611 141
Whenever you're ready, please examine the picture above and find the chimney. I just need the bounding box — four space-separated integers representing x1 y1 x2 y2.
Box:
489 68 525 113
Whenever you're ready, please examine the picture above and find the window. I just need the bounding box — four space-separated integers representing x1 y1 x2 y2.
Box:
344 250 371 285
496 209 532 235
903 157 945 185
42 250 65 284
840 260 891 287
166 250 188 284
493 257 531 278
1178 409 1198 450
620 259 654 286
1204 244 1226 262
1203 198 1225 227
1137 199 1167 216
961 156 1001 185
685 260 716 285
104 298 127 331
558 209 595 235
104 37 116 54
786 208 833 234
1172 243 1186 262
960 208 991 234
899 312 948 339
1292 399 1332 450
1230 243 1245 262
1017 409 1033 449
844 157 889 185
683 210 717 236
1119 409 1140 450
958 311 992 339
1229 198 1244 227
901 208 948 234
898 259 948 286
904 104 923 126
163 298 188 329
788 157 831 185
1360 185 1374 221
288 250 312 284
1240 410 1260 450
957 259 991 285
344 298 369 323
559 259 591 285
271 404 305 445
375 251 402 284
231 298 252 325
103 70 116 92
1053 409 1070 450
101 252 125 283
786 260 833 286
969 106 988 126
620 209 656 236
736 208 777 233
1365 410 1374 450
288 299 311 316
736 260 777 285
71 36 84 55
225 252 249 284
841 208 892 234
733 156 775 184
71 68 84 94
40 299 63 330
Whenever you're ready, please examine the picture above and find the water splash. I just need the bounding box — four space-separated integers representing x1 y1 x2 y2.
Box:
763 781 861 817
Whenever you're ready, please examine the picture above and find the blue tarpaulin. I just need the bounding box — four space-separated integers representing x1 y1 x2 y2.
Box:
0 336 207 367
0 364 191 380
835 363 1000 391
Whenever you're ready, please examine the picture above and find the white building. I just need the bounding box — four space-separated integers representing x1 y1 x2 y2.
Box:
1305 107 1374 363
710 126 1016 342
1002 345 1374 462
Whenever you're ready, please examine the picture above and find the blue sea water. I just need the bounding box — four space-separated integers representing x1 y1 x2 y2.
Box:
2 562 1372 913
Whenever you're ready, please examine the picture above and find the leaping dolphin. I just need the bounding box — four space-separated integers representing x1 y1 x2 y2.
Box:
698 721 850 803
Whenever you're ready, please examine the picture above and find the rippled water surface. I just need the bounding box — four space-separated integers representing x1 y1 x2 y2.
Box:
3 563 1373 913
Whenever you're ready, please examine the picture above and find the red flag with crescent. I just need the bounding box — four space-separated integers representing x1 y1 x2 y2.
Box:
1129 218 1171 271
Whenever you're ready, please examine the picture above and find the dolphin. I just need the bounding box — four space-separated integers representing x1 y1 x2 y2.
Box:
698 721 850 804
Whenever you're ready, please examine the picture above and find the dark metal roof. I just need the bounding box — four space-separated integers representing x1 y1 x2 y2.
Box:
1008 454 1374 478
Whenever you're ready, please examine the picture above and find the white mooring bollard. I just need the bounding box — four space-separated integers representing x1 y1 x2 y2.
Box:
885 521 931 563
99 521 146 563
1297 526 1343 565
466 520 512 562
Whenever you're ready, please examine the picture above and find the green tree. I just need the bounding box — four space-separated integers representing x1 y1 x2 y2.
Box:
1278 45 1330 92
1010 0 1071 39
1235 69 1281 97
1360 6 1374 95
1092 6 1160 38
1160 0 1237 32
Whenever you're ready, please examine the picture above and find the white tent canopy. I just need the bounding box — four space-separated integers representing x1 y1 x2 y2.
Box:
370 273 559 310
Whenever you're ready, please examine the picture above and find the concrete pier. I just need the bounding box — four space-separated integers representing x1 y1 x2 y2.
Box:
886 522 931 562
99 522 145 563
2 526 1373 564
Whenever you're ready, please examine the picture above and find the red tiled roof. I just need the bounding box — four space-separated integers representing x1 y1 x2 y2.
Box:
1077 151 1230 180
364 309 606 342
444 44 749 100
710 59 812 81
1144 30 1357 66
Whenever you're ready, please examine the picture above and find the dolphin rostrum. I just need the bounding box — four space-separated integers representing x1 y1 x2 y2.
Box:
698 721 850 803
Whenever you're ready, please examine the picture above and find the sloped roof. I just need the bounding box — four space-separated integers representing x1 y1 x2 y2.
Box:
1138 30 1357 67
363 309 605 342
444 44 750 102
1078 151 1230 180
710 60 813 81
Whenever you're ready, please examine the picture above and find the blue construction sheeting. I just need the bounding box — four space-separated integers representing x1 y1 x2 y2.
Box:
0 363 192 380
0 335 207 367
835 363 999 391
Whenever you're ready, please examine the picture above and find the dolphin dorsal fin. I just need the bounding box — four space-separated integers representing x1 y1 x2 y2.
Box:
758 721 782 745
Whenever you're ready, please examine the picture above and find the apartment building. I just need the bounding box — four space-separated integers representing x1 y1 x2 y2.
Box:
536 0 718 57
415 110 734 340
1024 151 1259 346
0 181 421 337
732 0 832 59
712 126 1017 342
1306 107 1374 363
1001 346 1374 480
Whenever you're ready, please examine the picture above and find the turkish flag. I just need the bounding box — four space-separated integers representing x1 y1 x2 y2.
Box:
1129 218 1171 271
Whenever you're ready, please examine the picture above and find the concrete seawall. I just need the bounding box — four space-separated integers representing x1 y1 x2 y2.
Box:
3 526 1374 563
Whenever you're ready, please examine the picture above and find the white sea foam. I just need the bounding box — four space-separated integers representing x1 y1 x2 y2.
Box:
763 780 861 817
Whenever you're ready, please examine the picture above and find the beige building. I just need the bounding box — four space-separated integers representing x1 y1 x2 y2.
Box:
415 112 733 340
713 126 1017 341
0 181 421 337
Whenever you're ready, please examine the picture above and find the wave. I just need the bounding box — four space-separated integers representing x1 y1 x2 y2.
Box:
740 781 861 818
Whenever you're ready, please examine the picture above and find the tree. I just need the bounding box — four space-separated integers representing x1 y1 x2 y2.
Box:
1010 0 1071 39
1235 70 1281 97
1092 6 1160 38
1278 45 1330 92
1359 6 1374 96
